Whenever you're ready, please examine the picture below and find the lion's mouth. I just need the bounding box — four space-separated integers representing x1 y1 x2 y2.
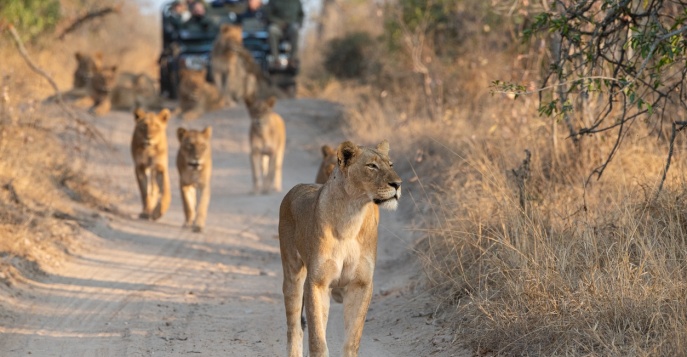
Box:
373 195 398 205
188 162 201 170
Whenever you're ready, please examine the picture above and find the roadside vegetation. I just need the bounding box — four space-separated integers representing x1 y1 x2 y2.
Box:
305 0 687 355
0 0 157 282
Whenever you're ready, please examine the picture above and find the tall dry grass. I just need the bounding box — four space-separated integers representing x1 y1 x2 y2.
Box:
304 0 687 355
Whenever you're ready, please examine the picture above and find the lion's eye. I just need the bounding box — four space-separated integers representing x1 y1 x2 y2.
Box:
367 163 379 170
389 162 394 167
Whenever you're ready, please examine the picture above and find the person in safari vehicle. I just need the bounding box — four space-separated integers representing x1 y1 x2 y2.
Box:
265 0 303 69
181 1 217 32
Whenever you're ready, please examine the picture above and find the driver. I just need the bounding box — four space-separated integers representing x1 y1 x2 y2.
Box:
265 0 304 69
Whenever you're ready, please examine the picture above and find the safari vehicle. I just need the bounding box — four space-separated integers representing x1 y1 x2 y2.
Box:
159 0 299 99
159 1 239 99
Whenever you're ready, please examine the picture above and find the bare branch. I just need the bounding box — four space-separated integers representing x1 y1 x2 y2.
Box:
58 5 122 40
4 25 107 145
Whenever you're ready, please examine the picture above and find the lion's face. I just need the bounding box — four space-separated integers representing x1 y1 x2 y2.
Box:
177 127 212 171
218 23 243 44
133 108 170 147
91 65 118 101
337 140 402 210
74 51 102 88
245 96 276 124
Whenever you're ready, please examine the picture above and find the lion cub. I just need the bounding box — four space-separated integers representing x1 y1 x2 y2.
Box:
177 68 225 120
131 108 172 220
314 144 337 184
279 140 402 357
211 23 257 106
245 95 286 194
176 127 213 233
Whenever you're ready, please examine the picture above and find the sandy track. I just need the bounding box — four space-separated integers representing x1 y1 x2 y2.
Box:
0 99 457 356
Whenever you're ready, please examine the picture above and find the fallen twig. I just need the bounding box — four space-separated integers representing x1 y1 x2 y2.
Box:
58 5 122 40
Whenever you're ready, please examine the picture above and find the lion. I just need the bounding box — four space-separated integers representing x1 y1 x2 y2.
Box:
315 144 337 184
278 140 402 357
246 95 286 194
88 64 119 116
211 23 258 106
176 126 213 233
131 108 172 221
43 51 103 105
73 51 103 89
110 72 163 112
177 67 225 120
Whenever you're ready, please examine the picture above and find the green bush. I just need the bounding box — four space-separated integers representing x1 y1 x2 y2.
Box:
1 0 61 40
323 32 375 80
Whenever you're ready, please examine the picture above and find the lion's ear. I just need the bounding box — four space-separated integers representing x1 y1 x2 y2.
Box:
202 126 212 139
376 140 389 156
322 145 334 157
75 52 82 61
134 108 146 122
337 141 360 168
266 96 276 108
221 23 230 33
177 127 187 142
158 108 171 123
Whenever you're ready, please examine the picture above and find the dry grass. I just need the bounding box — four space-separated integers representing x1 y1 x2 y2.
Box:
0 0 158 280
304 1 687 355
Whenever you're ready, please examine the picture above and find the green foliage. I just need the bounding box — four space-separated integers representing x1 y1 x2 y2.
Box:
1 0 61 40
510 1 687 180
323 31 375 80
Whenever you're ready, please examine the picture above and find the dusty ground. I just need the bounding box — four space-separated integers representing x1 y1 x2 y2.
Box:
0 99 465 356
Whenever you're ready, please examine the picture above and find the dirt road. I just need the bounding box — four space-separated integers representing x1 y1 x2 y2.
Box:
0 99 454 356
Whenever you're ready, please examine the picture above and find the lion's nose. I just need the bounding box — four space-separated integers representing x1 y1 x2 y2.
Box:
389 181 401 190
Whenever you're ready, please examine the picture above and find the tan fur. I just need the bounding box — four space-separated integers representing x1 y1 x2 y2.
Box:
131 108 172 221
110 72 163 112
176 126 213 233
43 52 104 106
246 95 286 194
177 68 225 120
315 144 337 184
73 51 103 89
211 23 258 106
278 140 402 357
88 65 118 116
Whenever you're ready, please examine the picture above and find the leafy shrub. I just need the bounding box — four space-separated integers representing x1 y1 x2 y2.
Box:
1 0 61 40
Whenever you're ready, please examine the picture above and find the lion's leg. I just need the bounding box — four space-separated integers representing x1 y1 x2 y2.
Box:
273 145 284 193
341 279 373 357
305 278 332 357
264 153 276 194
282 258 306 357
193 182 210 233
250 150 262 194
135 165 149 219
152 166 170 220
92 97 112 116
180 184 196 228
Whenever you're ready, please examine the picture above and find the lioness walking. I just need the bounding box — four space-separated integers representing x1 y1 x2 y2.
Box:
246 95 285 194
278 140 402 357
176 127 213 233
131 108 172 220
